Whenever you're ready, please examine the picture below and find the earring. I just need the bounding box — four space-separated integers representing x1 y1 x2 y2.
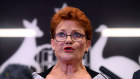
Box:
85 50 88 53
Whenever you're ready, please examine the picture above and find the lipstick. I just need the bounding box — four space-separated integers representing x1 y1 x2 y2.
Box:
63 47 74 52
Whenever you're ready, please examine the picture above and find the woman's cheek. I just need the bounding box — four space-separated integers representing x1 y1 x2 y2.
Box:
60 42 65 46
55 42 64 51
75 42 85 50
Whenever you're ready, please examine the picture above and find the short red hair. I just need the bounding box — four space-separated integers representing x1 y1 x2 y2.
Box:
50 6 93 40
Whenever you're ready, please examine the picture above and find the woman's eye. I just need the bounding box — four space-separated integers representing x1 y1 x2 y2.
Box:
57 32 66 37
73 32 82 37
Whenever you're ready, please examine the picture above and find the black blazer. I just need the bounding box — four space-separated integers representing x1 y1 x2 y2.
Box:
39 66 108 79
133 70 140 79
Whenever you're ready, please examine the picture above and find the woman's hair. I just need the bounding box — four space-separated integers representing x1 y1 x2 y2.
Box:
50 6 93 40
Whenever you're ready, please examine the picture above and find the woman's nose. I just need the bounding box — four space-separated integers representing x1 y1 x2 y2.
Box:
65 35 73 44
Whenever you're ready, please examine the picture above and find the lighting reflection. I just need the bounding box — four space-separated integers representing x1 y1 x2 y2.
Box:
1 28 140 37
0 29 36 37
102 28 140 37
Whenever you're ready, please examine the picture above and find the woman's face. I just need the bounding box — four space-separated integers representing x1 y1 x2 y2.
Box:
51 20 91 63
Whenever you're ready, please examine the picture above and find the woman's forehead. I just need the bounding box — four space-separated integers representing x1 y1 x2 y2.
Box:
55 20 85 33
56 29 84 33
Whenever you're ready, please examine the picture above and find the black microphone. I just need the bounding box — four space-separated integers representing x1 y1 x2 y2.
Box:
100 66 122 79
0 64 33 79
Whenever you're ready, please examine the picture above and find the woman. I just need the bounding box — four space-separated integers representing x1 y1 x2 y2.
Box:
33 6 108 79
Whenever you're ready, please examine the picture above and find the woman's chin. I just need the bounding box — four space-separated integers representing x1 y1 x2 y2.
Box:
60 55 75 62
56 52 77 62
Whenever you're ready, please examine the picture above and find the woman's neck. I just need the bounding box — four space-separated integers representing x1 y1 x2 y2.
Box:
52 60 86 75
46 61 91 79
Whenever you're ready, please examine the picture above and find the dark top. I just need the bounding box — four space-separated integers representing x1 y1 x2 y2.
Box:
133 70 140 79
38 66 108 79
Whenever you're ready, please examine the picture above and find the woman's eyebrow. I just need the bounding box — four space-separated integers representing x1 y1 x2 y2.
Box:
72 30 84 33
56 29 65 33
58 29 65 31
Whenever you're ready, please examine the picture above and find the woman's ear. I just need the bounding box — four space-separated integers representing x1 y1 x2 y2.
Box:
51 39 55 50
86 40 91 52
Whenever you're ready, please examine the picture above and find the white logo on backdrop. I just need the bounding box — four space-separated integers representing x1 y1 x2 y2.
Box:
90 24 140 79
139 56 140 64
34 44 56 71
0 19 43 72
54 2 68 13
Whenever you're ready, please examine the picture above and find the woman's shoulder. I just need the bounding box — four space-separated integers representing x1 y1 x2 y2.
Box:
39 66 54 78
32 66 54 79
85 66 108 79
85 66 98 77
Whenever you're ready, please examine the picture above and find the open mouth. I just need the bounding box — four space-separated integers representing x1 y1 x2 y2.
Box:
64 47 74 52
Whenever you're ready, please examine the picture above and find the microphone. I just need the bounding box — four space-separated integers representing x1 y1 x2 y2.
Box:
0 64 33 79
32 72 44 79
100 66 122 79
